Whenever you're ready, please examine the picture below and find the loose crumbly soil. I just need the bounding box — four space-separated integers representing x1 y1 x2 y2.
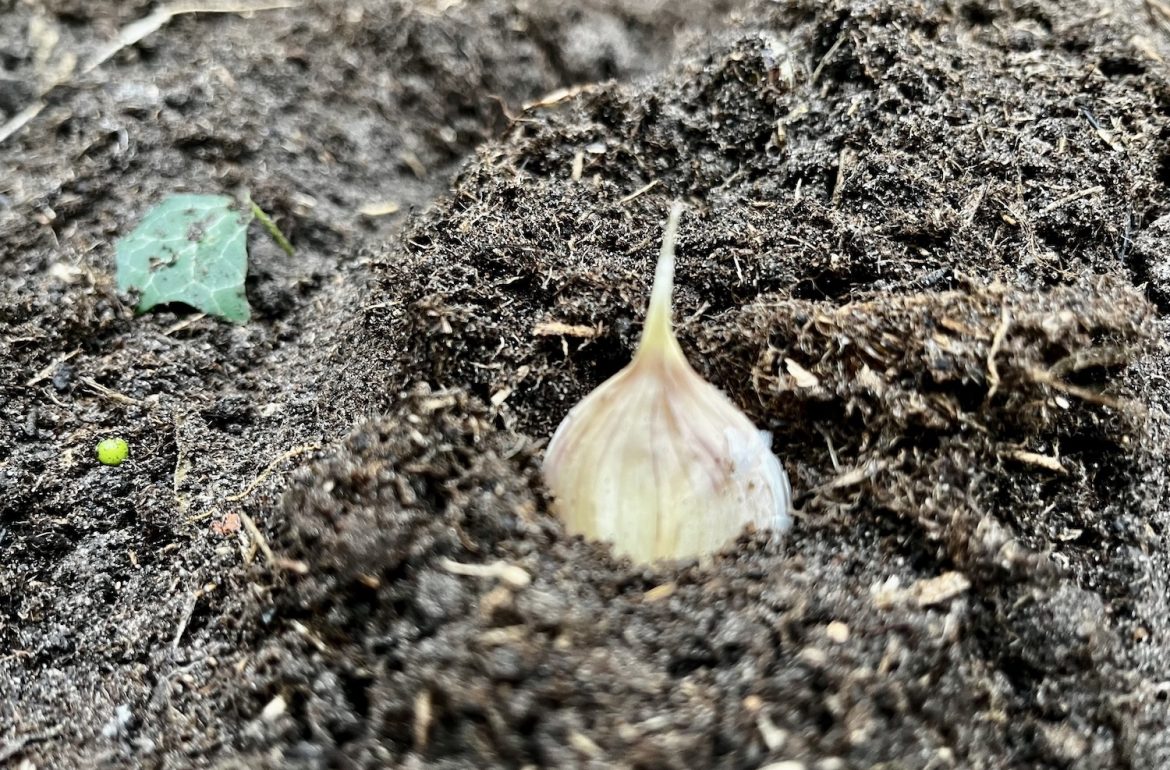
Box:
3 0 1170 768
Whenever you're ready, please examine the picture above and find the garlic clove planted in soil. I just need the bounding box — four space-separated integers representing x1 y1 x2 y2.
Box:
542 203 792 564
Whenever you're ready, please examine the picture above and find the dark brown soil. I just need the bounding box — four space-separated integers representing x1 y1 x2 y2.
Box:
3 0 1170 768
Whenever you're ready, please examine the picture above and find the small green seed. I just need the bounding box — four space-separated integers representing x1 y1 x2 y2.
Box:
96 437 129 466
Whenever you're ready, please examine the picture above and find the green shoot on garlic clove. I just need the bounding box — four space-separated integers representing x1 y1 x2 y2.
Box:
542 203 792 564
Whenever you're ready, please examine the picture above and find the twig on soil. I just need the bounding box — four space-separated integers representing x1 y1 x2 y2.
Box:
41 387 69 409
89 2 304 72
830 146 853 207
811 32 846 83
0 1 302 146
1118 209 1134 261
289 620 329 652
822 459 887 491
79 376 143 406
784 357 819 389
238 511 308 574
163 313 208 336
0 103 45 145
679 301 712 333
238 511 271 565
184 508 217 524
522 84 600 111
642 582 676 602
0 650 32 664
484 93 520 123
616 179 660 205
1079 108 1125 152
532 320 600 338
413 689 433 751
985 302 1010 399
173 412 190 514
817 426 840 471
1027 368 1135 412
172 590 200 649
438 557 531 589
358 200 401 218
742 697 787 752
960 183 987 227
568 732 603 758
477 625 528 646
911 572 972 608
1038 185 1104 215
1003 448 1068 475
237 519 259 564
24 348 79 387
224 442 322 503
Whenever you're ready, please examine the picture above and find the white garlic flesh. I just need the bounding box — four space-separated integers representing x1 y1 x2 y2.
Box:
542 203 792 564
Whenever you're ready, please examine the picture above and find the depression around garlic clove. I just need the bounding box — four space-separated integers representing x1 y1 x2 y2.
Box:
542 203 792 564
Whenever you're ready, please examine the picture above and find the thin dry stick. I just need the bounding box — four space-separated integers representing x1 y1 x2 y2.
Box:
1028 368 1135 412
239 510 308 574
79 376 143 406
438 557 531 588
413 689 433 751
830 146 853 207
163 313 207 336
986 302 1010 399
289 620 329 652
617 179 660 205
173 412 191 514
811 32 846 83
522 83 598 111
88 1 303 72
238 511 277 568
172 591 199 649
1039 185 1104 215
224 443 321 503
0 1 302 146
1004 448 1068 475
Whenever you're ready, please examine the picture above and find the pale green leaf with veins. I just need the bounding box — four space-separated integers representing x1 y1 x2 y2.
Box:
116 194 254 324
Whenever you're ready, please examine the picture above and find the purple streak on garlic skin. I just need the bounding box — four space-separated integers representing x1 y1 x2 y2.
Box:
542 203 793 564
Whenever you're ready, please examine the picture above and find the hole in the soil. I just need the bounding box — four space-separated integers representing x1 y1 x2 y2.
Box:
1015 6 1054 34
667 654 717 677
896 81 926 103
1097 56 1145 79
1156 149 1170 191
959 1 998 25
1062 364 1125 389
547 331 637 393
873 513 952 574
790 269 873 301
172 133 255 162
341 672 373 725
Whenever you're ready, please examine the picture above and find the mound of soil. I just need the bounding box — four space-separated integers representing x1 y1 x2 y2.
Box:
3 0 1170 768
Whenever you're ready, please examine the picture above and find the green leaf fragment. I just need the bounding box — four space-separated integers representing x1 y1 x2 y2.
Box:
116 194 254 324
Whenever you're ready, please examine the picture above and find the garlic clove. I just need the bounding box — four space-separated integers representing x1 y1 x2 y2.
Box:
543 203 792 564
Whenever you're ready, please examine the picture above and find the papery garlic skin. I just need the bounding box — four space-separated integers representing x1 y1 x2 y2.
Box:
543 203 792 564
